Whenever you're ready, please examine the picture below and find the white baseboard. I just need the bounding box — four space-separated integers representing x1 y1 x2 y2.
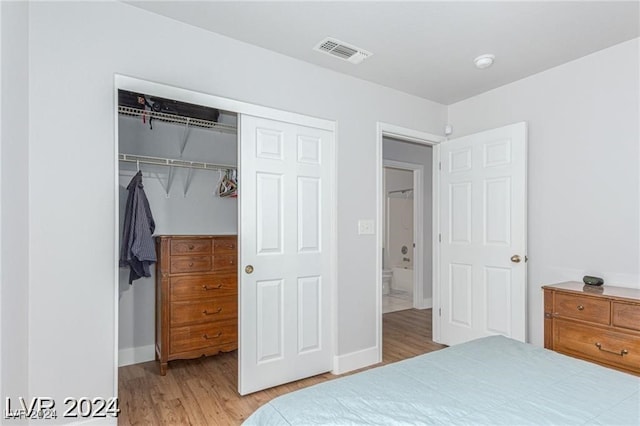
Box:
332 345 380 375
118 344 155 367
413 297 433 310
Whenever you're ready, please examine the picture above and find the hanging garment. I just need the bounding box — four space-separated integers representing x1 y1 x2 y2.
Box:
120 171 157 284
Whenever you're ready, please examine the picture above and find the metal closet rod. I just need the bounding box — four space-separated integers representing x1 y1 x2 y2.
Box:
119 153 235 172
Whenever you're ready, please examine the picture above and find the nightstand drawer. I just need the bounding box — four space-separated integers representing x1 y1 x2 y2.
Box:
555 293 610 325
554 320 640 374
613 302 640 332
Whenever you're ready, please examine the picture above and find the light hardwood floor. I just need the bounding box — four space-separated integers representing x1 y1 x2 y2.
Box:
118 309 446 425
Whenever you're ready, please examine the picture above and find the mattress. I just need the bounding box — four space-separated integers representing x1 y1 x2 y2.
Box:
244 335 640 425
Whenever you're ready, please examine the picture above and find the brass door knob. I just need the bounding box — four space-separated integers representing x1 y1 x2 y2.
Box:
510 255 521 263
245 265 254 274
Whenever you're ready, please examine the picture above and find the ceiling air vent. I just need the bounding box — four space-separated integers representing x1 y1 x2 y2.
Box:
314 37 372 64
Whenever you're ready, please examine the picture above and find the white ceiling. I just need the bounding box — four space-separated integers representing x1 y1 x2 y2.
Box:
128 1 640 105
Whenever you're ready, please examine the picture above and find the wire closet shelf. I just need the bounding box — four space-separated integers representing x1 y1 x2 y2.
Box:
118 153 234 172
118 106 237 133
119 154 236 197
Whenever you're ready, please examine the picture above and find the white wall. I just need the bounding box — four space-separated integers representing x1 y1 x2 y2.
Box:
448 38 640 347
27 0 446 411
1 0 30 408
118 116 238 365
383 138 434 306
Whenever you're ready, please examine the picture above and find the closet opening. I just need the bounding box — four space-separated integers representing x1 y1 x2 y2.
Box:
114 75 337 402
117 89 240 376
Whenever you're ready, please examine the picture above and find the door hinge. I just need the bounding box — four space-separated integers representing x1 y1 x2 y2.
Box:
439 308 442 317
439 161 442 170
438 233 441 242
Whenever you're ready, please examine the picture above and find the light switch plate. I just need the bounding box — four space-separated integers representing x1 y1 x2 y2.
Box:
358 220 374 235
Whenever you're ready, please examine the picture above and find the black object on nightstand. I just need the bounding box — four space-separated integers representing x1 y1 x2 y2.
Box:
583 275 604 286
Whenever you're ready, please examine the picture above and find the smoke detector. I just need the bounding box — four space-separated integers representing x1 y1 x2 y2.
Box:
314 37 372 64
474 54 495 69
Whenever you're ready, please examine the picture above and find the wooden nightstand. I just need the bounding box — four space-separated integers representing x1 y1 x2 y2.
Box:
543 281 640 375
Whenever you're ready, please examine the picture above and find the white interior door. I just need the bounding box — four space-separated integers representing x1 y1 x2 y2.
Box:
439 122 527 346
239 114 333 395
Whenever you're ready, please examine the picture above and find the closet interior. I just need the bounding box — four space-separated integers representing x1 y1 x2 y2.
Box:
117 90 239 373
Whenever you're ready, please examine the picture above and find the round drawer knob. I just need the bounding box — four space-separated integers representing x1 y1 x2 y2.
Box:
577 305 584 311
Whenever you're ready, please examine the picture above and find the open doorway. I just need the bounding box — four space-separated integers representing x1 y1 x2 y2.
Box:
376 123 443 362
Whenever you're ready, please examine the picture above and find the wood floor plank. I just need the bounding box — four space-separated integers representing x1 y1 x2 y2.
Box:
118 308 446 425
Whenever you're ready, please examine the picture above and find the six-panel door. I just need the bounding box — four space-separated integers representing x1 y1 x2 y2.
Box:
239 115 333 395
439 122 527 346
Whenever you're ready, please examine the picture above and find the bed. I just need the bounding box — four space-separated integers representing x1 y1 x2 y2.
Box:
244 335 640 425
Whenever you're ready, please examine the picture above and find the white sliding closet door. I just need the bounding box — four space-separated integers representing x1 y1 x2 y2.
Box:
238 114 333 395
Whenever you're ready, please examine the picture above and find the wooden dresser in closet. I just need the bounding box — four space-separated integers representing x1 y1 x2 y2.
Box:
155 235 237 375
543 281 640 375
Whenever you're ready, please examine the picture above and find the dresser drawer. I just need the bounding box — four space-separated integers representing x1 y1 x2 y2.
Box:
213 254 237 272
554 320 640 374
170 256 212 274
170 321 237 354
554 293 610 325
170 296 237 326
613 302 640 332
170 275 237 301
170 238 212 255
214 237 237 254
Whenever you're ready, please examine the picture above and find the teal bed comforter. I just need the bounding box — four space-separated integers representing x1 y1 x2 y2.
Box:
244 335 639 425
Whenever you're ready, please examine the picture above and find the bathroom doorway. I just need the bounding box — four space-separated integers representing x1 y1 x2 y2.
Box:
376 123 442 362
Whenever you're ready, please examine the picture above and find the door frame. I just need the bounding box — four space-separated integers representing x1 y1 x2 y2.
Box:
382 160 424 309
376 122 444 361
113 75 337 397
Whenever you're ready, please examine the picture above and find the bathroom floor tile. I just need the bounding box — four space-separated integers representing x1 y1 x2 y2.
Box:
382 294 413 313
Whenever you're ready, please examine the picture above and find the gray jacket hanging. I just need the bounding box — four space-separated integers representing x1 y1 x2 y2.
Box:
120 171 156 283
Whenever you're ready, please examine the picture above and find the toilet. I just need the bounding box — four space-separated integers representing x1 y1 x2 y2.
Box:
382 269 393 295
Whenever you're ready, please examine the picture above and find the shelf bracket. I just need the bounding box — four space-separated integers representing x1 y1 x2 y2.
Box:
165 164 175 198
179 118 191 157
183 165 195 197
